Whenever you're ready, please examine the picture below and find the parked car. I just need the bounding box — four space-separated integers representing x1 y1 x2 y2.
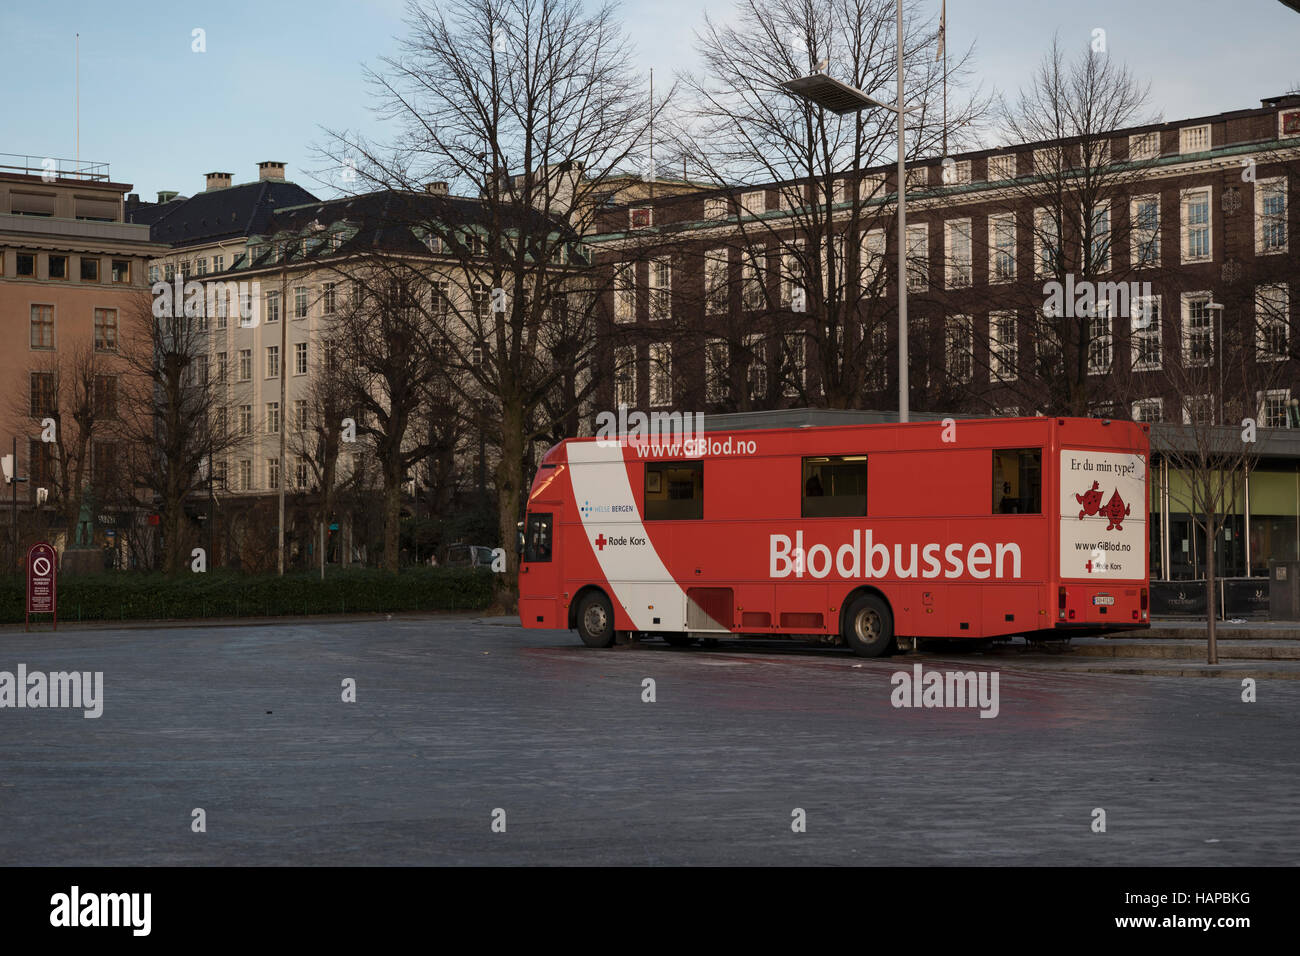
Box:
443 544 496 568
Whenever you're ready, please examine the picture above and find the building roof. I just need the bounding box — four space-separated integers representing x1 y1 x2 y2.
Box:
131 179 319 248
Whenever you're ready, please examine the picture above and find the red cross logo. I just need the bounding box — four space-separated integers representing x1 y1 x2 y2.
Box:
594 534 607 551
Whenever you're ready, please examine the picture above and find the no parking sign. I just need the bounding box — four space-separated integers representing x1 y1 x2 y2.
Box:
26 541 57 630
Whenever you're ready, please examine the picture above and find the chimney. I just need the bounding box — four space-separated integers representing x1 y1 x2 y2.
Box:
157 190 179 203
425 181 449 196
126 193 140 207
257 161 286 182
205 171 233 191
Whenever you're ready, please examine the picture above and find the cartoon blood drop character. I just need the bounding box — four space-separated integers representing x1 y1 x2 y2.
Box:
1076 481 1103 519
1103 490 1130 531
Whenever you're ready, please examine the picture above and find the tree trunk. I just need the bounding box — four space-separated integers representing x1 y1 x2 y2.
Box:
382 463 402 574
1206 513 1218 665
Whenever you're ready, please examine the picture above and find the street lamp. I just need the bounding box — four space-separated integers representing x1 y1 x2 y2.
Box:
1208 301 1225 424
779 3 911 421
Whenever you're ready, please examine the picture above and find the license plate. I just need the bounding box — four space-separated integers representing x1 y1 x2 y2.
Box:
1093 595 1115 606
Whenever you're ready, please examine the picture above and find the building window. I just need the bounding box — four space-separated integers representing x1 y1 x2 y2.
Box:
649 343 672 406
238 459 252 491
1131 195 1160 267
648 258 671 319
296 458 309 490
1256 178 1288 254
213 254 225 272
614 265 635 323
164 263 175 281
265 290 280 323
990 311 1017 380
742 247 766 310
992 448 1042 514
944 219 972 288
80 257 99 282
704 196 729 219
941 159 971 186
905 223 928 291
1089 201 1111 273
1129 132 1160 160
859 173 886 200
781 238 806 310
293 399 308 431
217 352 228 383
860 230 886 292
294 286 309 318
704 250 728 315
93 308 118 351
988 154 1017 180
705 338 728 404
266 345 280 378
1132 398 1163 423
1179 124 1211 154
213 460 228 490
904 167 929 190
746 334 767 399
267 458 280 490
323 282 337 315
18 253 37 277
294 342 308 375
740 191 765 216
266 402 280 434
946 315 973 383
782 332 805 398
989 213 1016 283
30 305 54 349
238 405 252 436
29 372 55 416
196 257 208 276
1256 283 1290 362
1181 294 1215 367
471 284 491 323
48 255 68 280
1033 147 1062 176
1087 304 1113 374
1132 296 1162 371
822 234 845 298
148 264 160 284
1035 208 1060 278
1181 188 1212 262
1259 389 1291 429
94 375 117 418
614 345 636 407
238 349 252 381
111 259 131 283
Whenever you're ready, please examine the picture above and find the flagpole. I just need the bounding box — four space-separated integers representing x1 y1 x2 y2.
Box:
940 1 947 157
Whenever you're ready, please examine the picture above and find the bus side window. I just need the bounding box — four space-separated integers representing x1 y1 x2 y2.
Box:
645 461 704 520
992 448 1042 514
802 455 868 518
524 513 553 562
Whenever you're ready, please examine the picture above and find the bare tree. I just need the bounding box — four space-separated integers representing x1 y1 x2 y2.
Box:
116 287 242 574
968 34 1160 416
317 0 655 603
668 0 987 411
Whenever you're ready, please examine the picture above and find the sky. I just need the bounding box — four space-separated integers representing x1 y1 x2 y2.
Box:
0 0 1296 202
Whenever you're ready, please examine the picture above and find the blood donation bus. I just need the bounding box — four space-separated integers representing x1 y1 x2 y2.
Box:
517 416 1150 657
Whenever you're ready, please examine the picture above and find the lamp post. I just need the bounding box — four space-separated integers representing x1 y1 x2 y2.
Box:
779 2 911 421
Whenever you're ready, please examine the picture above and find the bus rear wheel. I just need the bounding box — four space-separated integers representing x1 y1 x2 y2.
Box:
576 592 615 648
843 594 895 658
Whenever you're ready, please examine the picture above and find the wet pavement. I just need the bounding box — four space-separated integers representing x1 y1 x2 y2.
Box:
0 616 1296 865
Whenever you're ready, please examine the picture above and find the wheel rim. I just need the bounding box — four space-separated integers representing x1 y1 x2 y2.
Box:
584 603 608 635
854 608 881 643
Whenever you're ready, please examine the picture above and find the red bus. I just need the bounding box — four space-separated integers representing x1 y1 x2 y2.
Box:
518 416 1150 656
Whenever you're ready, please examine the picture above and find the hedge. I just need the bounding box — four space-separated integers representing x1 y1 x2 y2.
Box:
0 567 496 625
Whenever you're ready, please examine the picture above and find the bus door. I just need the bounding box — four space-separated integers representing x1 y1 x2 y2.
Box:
520 511 558 627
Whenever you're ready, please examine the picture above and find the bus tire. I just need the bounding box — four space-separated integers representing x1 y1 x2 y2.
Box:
843 594 894 658
576 592 615 648
663 634 694 647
